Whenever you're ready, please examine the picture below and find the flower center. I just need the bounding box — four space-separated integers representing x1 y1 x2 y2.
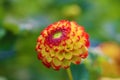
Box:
53 32 62 39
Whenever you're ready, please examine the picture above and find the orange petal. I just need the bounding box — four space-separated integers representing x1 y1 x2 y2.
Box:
37 36 42 42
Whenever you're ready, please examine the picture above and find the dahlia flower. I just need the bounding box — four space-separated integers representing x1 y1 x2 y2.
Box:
35 20 90 70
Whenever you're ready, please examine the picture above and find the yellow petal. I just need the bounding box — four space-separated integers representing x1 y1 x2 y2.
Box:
71 56 81 64
70 22 77 31
56 53 64 61
52 58 62 66
49 50 55 57
72 49 82 56
64 52 73 60
74 42 83 50
41 48 47 57
62 59 71 69
66 39 72 45
80 37 85 45
72 36 77 43
64 44 73 52
81 46 87 53
45 55 52 63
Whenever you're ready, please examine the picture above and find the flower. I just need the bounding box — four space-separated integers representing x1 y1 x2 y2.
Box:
35 20 90 70
99 42 120 62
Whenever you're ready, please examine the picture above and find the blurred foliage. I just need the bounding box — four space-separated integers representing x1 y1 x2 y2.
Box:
0 0 120 80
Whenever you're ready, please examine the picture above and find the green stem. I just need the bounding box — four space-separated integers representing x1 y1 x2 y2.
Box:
66 68 73 80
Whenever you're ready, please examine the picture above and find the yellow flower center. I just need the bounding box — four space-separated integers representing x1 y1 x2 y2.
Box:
53 32 62 39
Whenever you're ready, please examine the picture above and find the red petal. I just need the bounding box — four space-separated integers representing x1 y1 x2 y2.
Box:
42 60 51 68
84 32 89 39
63 66 69 69
79 27 84 31
75 60 81 64
85 40 90 48
45 48 49 52
52 62 61 70
79 52 88 59
38 52 43 60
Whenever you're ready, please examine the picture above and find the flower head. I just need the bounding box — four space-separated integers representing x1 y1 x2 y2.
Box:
36 20 90 70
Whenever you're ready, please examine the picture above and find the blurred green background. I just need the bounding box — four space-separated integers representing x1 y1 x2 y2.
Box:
0 0 120 80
